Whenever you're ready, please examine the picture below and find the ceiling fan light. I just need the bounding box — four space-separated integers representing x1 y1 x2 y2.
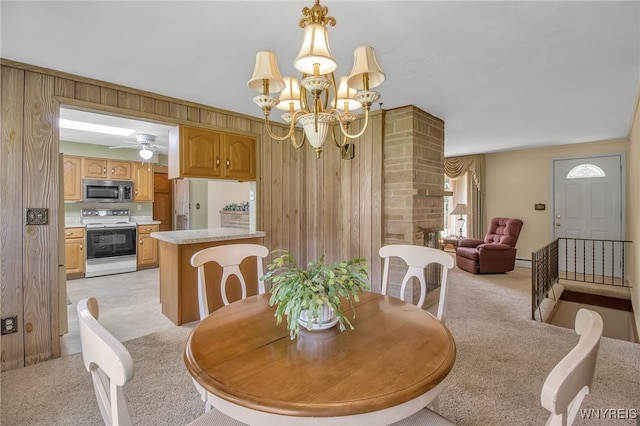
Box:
139 148 153 160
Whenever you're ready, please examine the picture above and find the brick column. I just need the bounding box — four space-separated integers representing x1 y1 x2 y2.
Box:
383 106 446 306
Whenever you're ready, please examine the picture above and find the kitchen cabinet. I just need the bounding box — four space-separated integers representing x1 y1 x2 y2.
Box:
133 162 154 201
64 227 85 277
137 224 159 267
83 158 132 180
169 125 256 181
62 155 82 201
224 133 256 180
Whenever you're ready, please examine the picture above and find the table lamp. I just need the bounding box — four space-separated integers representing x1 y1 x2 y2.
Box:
450 203 470 238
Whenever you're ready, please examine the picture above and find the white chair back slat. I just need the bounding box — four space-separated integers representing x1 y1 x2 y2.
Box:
541 309 603 426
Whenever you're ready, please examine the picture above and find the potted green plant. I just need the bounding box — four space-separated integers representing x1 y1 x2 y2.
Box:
261 250 370 339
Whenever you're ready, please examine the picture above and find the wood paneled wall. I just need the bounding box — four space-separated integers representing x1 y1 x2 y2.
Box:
1 66 27 370
0 60 386 370
302 112 384 291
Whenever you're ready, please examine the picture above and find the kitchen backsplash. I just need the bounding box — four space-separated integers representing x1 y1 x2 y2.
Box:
64 201 153 221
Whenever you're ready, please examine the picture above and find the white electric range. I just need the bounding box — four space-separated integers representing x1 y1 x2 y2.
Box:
81 208 137 278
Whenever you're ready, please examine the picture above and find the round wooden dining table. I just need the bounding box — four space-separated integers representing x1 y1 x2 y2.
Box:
184 291 456 425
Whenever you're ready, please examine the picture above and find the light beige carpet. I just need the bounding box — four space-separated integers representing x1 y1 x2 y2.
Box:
2 265 639 425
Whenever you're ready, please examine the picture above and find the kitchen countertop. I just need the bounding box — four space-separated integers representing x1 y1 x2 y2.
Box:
65 222 86 228
151 228 266 245
131 218 161 226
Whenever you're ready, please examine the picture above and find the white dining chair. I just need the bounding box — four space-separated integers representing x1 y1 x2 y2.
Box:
190 243 270 320
379 244 455 415
77 297 134 426
77 297 242 425
541 308 603 426
189 243 269 413
379 244 455 323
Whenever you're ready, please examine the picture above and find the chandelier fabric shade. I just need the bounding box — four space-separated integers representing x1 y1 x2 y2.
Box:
348 46 386 91
294 23 337 75
334 76 362 111
247 51 285 93
277 77 302 112
247 0 385 158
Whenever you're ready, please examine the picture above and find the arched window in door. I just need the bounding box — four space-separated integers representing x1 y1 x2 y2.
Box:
566 163 606 179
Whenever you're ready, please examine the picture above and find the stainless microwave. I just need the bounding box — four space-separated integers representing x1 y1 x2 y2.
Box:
83 179 133 203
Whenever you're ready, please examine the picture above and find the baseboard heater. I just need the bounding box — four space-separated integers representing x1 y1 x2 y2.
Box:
515 258 532 268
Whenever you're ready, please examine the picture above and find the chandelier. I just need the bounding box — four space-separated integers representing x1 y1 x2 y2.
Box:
247 0 385 158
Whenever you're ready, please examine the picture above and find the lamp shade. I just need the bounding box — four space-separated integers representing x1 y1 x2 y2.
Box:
247 51 286 93
347 46 385 90
333 76 362 111
276 77 302 111
139 147 153 160
450 203 470 216
294 23 337 75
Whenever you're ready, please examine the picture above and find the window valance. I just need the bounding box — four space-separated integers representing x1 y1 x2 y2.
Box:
444 155 485 193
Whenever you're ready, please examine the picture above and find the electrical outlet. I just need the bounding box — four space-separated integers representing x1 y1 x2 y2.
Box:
1 316 18 335
137 204 142 211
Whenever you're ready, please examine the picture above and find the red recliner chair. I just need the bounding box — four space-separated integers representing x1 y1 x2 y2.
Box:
456 217 523 274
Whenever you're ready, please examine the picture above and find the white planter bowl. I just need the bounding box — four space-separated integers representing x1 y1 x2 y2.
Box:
298 304 339 331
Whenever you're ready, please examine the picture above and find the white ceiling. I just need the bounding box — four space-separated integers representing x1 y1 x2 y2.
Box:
59 107 175 154
2 1 639 157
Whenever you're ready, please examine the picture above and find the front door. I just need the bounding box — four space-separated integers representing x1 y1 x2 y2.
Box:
553 154 624 277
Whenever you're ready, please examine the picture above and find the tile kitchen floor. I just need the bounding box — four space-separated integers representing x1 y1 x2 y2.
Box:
61 268 179 356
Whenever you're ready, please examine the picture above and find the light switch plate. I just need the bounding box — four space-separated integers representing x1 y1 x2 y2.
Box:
25 208 48 225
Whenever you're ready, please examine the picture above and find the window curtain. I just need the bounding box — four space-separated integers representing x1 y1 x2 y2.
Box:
444 155 486 238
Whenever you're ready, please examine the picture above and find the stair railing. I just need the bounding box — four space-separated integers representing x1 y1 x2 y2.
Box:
531 237 631 320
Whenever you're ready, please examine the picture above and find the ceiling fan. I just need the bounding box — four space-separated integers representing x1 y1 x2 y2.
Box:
109 133 159 160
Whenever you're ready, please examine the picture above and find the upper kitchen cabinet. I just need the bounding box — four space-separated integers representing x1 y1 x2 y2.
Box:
83 158 132 180
172 125 222 179
133 162 154 202
224 133 256 180
169 125 256 181
63 155 82 201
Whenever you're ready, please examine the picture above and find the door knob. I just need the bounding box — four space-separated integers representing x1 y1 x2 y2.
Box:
556 222 561 226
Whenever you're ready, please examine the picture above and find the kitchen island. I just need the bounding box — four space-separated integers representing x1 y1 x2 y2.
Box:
151 228 267 325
